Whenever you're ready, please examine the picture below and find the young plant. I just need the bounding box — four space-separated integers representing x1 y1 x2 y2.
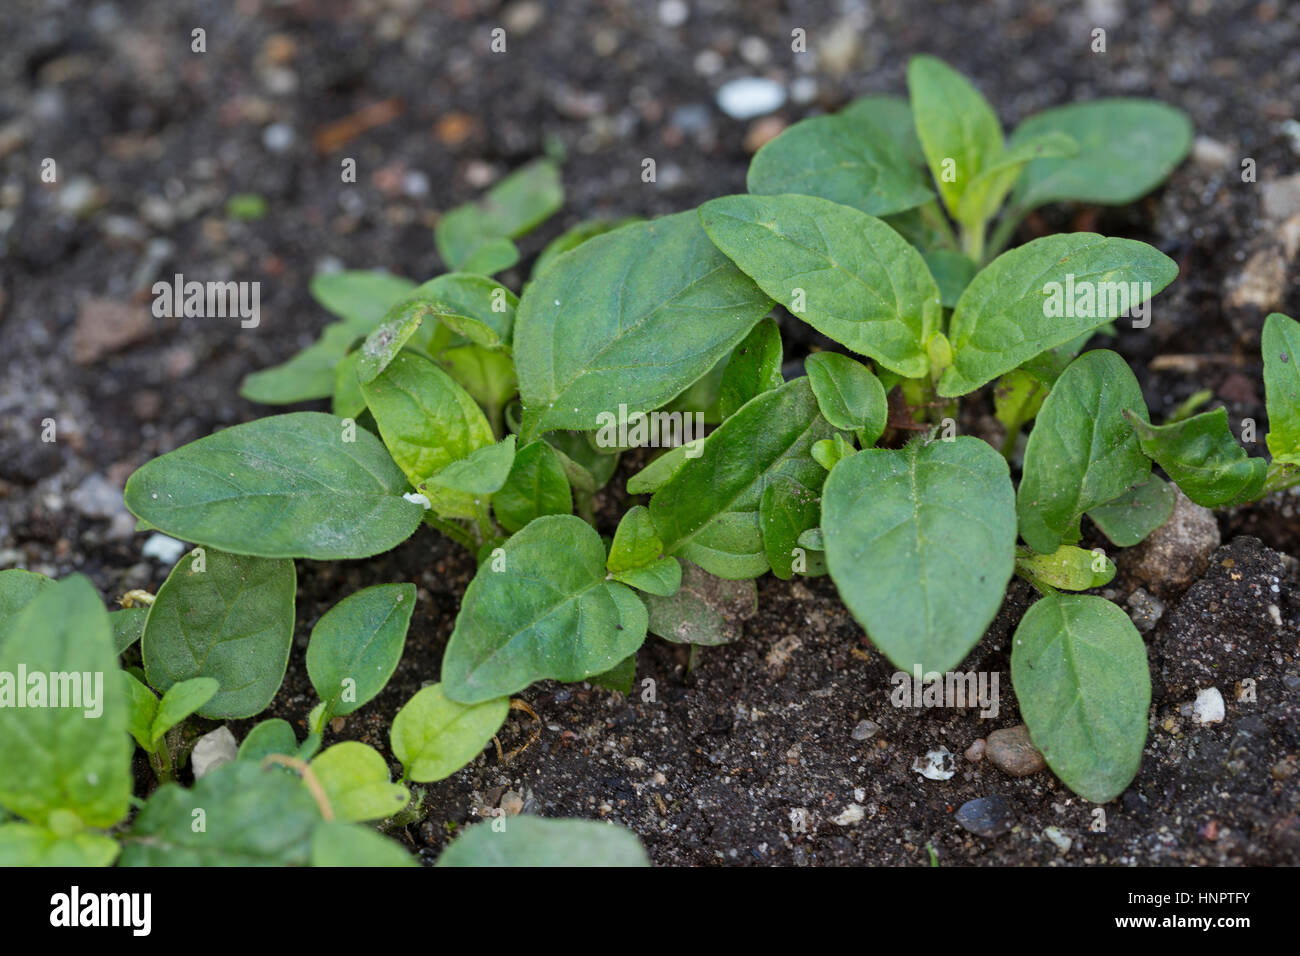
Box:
113 56 1294 816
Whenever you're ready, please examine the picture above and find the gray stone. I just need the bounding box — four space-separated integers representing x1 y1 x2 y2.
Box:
1126 587 1166 633
955 795 1014 838
1125 488 1221 599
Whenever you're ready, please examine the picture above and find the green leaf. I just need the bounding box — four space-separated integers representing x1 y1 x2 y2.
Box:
311 820 416 867
625 444 692 495
435 816 649 867
123 671 159 752
1015 545 1115 591
606 505 664 572
1126 407 1266 507
907 55 1004 218
993 368 1047 433
1263 312 1300 464
239 322 362 405
441 515 648 702
124 412 425 560
436 159 563 271
642 560 756 646
760 473 822 579
142 549 295 719
840 94 925 167
237 719 298 763
1011 593 1150 803
610 558 682 597
514 210 772 439
650 378 835 580
423 436 517 496
413 273 519 350
922 248 978 309
311 742 409 822
700 194 941 379
151 677 219 745
1086 476 1176 547
121 760 319 866
546 429 619 490
390 683 508 782
354 300 437 385
310 270 418 328
0 568 52 638
747 113 932 217
1019 329 1099 387
0 575 130 829
805 351 888 444
0 824 119 866
954 132 1078 229
532 217 642 278
360 352 494 518
457 238 521 276
718 317 783 419
306 583 415 721
1010 99 1192 212
332 350 366 420
439 344 518 415
938 234 1178 396
493 440 572 533
1017 351 1152 554
589 653 637 694
822 437 1016 672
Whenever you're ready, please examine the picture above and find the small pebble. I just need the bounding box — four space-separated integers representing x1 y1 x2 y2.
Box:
191 726 238 779
986 724 1046 777
1126 587 1166 633
851 719 880 741
716 77 786 120
142 533 187 564
1043 825 1072 854
912 746 956 781
955 795 1014 837
832 803 864 826
1192 687 1225 724
965 738 986 762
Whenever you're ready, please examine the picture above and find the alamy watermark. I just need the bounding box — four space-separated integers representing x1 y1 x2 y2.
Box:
1043 273 1152 329
890 665 1000 718
594 404 705 457
0 667 104 718
152 272 260 328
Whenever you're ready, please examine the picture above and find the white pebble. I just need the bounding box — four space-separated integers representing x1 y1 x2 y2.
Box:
912 746 956 780
716 77 786 120
142 533 187 564
191 726 238 779
1192 687 1226 724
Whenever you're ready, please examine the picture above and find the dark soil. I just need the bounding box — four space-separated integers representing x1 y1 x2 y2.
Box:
2 0 1298 865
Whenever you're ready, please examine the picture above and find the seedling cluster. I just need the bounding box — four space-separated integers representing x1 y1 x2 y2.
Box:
3 56 1298 865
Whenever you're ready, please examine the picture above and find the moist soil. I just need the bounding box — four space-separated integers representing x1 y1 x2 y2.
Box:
1 0 1298 865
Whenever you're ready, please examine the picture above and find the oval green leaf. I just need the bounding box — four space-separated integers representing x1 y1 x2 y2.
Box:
123 412 425 560
142 549 296 719
306 583 415 720
440 515 649 703
939 234 1178 397
390 683 508 783
514 210 773 439
700 194 941 379
822 437 1016 673
1011 593 1150 803
1017 350 1152 554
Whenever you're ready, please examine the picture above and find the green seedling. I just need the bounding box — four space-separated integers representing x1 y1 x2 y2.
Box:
7 57 1292 864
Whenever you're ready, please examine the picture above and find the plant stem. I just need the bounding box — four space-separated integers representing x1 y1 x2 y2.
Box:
423 513 477 551
986 207 1027 262
961 221 986 264
1259 460 1300 498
